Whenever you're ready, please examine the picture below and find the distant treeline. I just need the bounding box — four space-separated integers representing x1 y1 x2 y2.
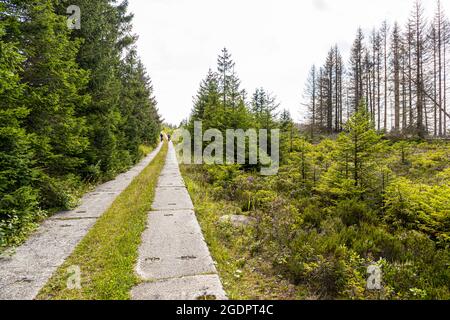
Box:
304 0 450 139
0 0 161 247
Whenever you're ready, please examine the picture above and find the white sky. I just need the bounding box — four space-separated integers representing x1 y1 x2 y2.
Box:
128 0 446 125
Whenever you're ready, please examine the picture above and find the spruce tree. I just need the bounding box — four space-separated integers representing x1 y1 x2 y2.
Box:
56 0 135 177
251 88 279 130
0 14 39 245
317 105 383 198
119 49 160 163
5 0 90 208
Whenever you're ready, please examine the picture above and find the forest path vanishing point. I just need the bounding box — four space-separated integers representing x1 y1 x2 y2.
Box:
0 143 163 300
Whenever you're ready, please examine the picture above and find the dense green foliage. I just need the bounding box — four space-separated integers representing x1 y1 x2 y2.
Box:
0 0 160 248
184 50 450 299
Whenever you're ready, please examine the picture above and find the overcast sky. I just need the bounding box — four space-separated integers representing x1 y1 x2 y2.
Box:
128 0 446 125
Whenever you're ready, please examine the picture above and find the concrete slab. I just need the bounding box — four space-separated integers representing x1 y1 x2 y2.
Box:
151 187 194 211
158 167 181 173
0 218 96 300
131 275 227 300
50 192 118 220
157 175 185 187
136 210 216 280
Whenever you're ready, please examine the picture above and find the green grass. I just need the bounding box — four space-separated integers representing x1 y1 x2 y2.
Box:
37 142 168 300
180 164 305 300
139 144 154 156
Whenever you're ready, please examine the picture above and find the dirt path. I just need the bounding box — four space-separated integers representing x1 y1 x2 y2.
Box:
131 142 226 300
0 143 163 300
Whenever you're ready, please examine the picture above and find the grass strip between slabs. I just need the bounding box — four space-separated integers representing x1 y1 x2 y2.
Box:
37 142 168 300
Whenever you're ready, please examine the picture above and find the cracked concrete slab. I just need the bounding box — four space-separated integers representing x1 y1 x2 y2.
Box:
136 210 216 280
131 275 227 300
0 143 163 300
151 187 194 211
157 175 185 187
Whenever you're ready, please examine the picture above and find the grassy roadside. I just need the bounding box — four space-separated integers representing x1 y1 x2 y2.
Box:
37 142 168 300
138 144 154 157
180 164 304 300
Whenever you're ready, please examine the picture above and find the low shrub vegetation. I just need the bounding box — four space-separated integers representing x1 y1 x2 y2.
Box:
181 110 450 300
